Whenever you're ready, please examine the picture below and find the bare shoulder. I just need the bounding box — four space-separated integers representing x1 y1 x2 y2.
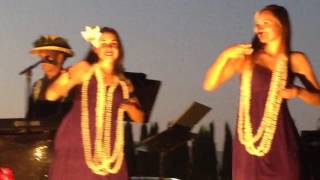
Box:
290 51 311 73
290 51 308 60
73 60 91 70
68 60 91 74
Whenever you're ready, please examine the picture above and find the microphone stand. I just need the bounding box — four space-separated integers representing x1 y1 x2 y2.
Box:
19 59 45 76
19 59 45 132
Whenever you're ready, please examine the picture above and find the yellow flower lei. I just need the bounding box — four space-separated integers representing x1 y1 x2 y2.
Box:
33 80 42 100
81 66 129 175
238 57 288 156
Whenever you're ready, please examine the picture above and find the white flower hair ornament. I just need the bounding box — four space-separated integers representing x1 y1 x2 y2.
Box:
81 26 102 48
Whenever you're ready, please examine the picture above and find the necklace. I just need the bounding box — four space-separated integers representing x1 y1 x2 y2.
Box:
33 80 42 100
81 66 129 175
238 57 288 156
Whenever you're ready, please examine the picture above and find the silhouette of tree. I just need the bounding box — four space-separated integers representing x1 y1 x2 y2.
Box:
124 121 136 177
220 123 232 180
135 122 162 177
146 122 160 177
159 122 190 179
317 117 320 130
140 123 149 141
149 122 159 136
190 125 218 180
209 122 219 179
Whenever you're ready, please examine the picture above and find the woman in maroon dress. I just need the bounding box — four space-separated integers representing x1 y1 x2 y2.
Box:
47 26 144 179
203 4 320 180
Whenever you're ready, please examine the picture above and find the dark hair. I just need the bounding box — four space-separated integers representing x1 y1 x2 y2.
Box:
84 49 99 64
85 26 125 74
251 4 291 55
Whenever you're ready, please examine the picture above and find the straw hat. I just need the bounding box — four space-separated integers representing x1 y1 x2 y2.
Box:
30 35 74 57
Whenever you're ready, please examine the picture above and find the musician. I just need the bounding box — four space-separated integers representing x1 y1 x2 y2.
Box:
25 35 74 124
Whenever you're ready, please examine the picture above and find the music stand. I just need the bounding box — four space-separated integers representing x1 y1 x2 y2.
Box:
125 72 161 123
136 102 211 179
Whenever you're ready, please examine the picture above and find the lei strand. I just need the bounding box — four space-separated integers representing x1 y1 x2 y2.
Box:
238 57 288 156
33 80 42 100
81 66 129 175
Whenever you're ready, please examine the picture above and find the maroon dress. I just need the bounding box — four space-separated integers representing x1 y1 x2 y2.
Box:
232 64 302 180
49 76 129 180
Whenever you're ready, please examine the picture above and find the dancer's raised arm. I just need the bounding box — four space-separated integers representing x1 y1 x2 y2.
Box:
203 43 253 91
46 60 91 101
